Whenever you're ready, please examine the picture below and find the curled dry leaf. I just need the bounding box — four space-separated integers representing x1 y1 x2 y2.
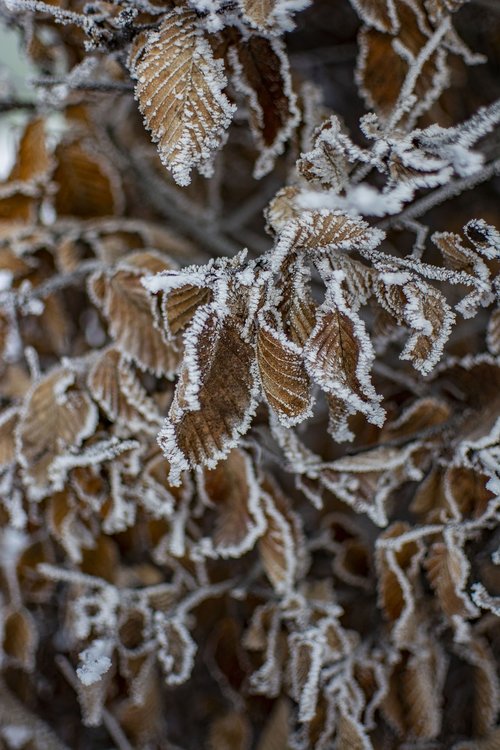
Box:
197 447 266 558
88 347 161 431
159 308 259 484
16 368 98 499
258 479 305 593
228 34 299 177
89 252 179 377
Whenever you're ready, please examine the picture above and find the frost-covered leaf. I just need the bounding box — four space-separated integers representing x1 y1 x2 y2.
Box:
400 649 444 739
304 275 384 426
228 35 299 178
256 312 312 426
155 614 197 686
273 210 384 271
455 639 499 736
159 306 259 484
425 535 477 620
349 0 399 33
376 522 424 645
161 284 212 339
298 116 350 191
196 448 266 558
357 0 449 120
376 276 455 375
16 368 98 499
258 479 305 593
487 308 500 355
89 252 178 376
129 8 235 186
238 0 309 32
88 347 161 431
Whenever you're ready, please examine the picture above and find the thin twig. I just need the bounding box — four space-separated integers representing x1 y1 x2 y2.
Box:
56 656 135 750
31 77 134 93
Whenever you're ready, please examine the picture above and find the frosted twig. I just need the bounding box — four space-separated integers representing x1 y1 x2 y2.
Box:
56 656 134 750
31 77 134 93
379 156 500 229
376 524 444 550
7 0 90 28
13 260 102 306
386 17 451 132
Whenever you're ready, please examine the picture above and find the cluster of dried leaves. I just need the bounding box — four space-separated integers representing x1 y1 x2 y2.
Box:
0 0 499 747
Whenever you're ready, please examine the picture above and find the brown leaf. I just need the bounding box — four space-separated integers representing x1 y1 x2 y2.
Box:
258 479 305 593
255 698 290 750
304 287 383 426
257 314 312 426
401 650 443 739
336 709 373 750
376 278 455 374
376 521 423 627
129 8 235 186
229 35 299 177
382 397 451 441
487 308 500 355
2 607 38 670
0 408 17 468
9 118 51 184
425 538 476 619
160 309 259 483
357 0 447 118
17 368 98 498
161 284 212 338
54 140 123 218
278 211 382 261
88 347 161 430
208 711 252 750
198 448 265 557
239 0 277 30
89 252 178 376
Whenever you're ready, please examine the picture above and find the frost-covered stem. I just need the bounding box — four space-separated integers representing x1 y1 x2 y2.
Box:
376 524 444 550
31 77 134 93
8 0 90 28
8 260 102 309
379 156 500 229
386 17 451 132
56 657 134 750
